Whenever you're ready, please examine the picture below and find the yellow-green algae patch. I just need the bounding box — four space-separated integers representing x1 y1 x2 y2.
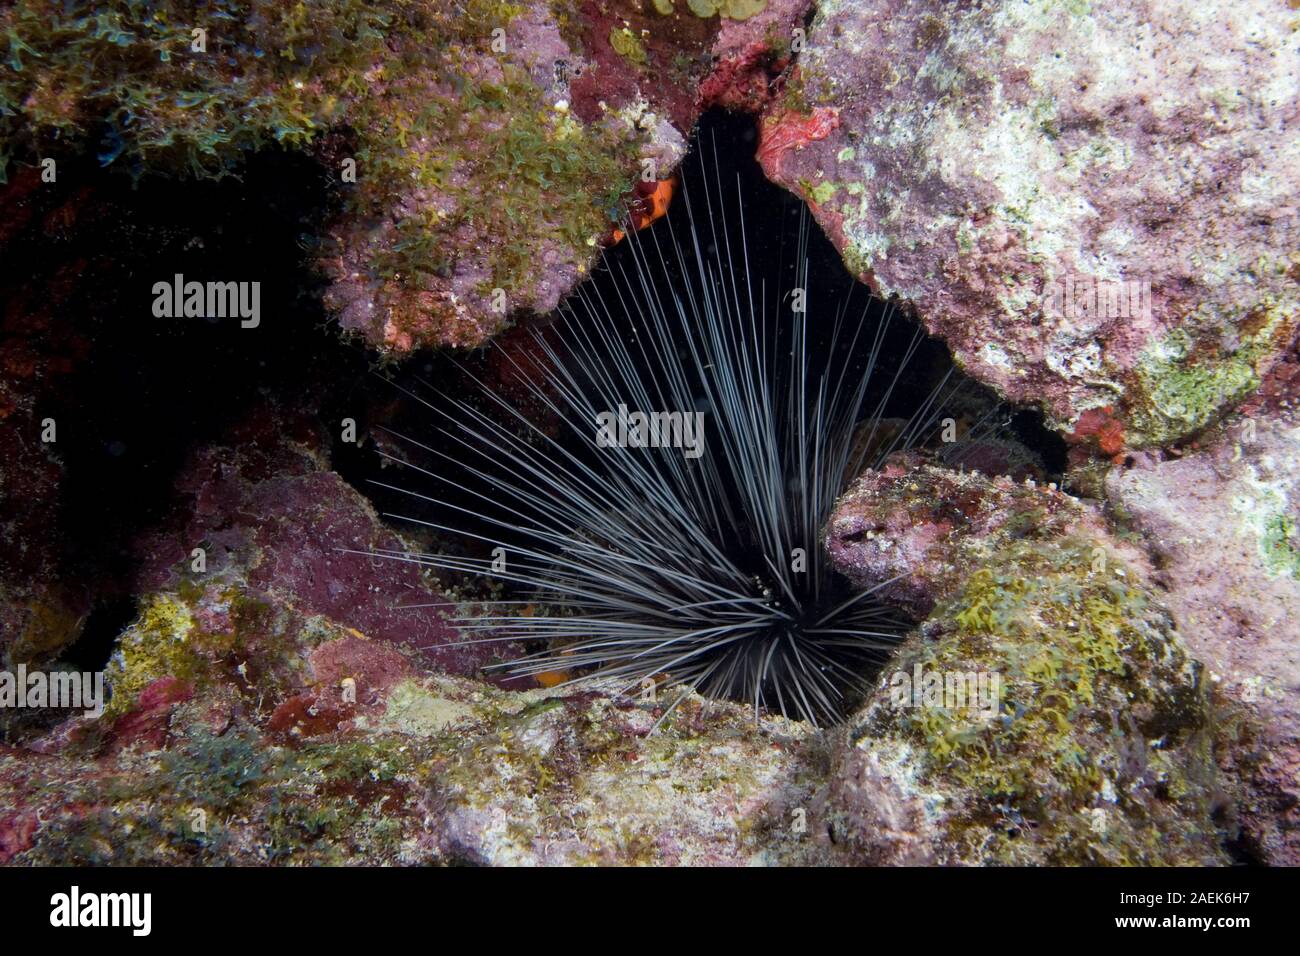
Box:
657 0 768 20
851 536 1226 865
103 578 343 720
371 677 479 735
1261 513 1300 580
609 26 648 66
1124 297 1297 447
104 591 199 719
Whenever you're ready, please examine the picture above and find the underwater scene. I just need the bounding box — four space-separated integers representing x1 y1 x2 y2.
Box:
0 0 1296 903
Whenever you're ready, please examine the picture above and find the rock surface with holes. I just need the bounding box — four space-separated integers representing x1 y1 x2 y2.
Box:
760 0 1300 450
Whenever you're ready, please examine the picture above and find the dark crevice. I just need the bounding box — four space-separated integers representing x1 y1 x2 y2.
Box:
334 108 1072 717
59 596 138 673
9 107 1069 676
340 108 1068 515
5 149 371 657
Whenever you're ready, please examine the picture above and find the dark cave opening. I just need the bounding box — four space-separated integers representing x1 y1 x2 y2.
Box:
7 107 1066 678
346 108 1073 719
3 149 373 665
352 108 1069 560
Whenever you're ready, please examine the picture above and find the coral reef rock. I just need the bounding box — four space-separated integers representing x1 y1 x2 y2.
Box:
761 0 1300 449
128 406 498 680
826 450 1144 616
1 0 810 353
425 689 825 865
3 444 1242 867
1107 403 1300 864
824 455 1228 864
1 406 830 866
2 606 828 864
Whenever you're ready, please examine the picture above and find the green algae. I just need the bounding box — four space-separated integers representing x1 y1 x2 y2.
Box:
860 534 1225 865
103 591 199 718
103 577 341 719
1260 512 1300 579
375 678 478 735
1 0 647 344
609 26 647 66
661 0 767 19
1125 300 1295 446
807 179 837 205
16 720 445 865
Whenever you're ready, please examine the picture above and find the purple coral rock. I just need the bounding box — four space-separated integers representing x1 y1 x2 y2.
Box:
826 451 1129 615
1107 405 1300 864
133 407 493 676
321 0 718 352
699 0 812 113
762 0 1300 448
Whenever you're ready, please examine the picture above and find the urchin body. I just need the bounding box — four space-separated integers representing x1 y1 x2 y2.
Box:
377 161 952 725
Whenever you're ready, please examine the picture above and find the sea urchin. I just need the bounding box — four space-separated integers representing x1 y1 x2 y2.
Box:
374 146 959 726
